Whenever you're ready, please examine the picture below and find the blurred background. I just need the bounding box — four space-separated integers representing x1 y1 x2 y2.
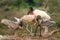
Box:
0 0 60 39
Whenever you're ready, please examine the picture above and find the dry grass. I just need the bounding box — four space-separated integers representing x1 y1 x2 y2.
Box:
0 7 60 40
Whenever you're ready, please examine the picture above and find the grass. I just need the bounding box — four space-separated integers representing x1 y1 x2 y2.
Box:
0 7 60 40
0 23 8 29
0 31 5 35
56 21 60 28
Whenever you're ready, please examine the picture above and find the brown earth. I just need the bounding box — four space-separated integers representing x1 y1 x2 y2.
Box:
0 34 60 40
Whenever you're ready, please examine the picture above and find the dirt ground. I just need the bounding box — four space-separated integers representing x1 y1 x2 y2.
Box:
0 34 60 40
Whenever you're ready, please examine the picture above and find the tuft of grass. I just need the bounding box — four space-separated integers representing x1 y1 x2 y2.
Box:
4 8 10 11
47 8 54 14
0 22 8 29
0 31 5 35
56 21 60 28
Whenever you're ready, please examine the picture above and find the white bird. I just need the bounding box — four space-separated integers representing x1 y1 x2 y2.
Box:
21 15 35 23
33 9 51 22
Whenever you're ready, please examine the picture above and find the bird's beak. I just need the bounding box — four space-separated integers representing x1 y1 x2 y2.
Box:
14 17 20 22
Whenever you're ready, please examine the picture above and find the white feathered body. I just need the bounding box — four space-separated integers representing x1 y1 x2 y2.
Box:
21 15 35 23
33 9 51 20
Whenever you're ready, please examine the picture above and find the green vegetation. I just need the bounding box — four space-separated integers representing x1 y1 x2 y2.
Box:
56 21 60 28
0 0 59 12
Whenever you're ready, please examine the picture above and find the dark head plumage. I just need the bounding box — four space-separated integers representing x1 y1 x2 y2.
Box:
29 7 34 11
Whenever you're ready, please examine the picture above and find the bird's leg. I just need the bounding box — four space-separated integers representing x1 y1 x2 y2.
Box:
31 25 32 34
26 24 31 34
39 25 42 36
37 20 42 36
34 23 38 36
34 17 38 36
34 25 38 36
34 15 42 36
42 26 48 35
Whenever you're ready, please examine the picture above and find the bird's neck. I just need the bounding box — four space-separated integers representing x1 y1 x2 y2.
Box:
30 12 34 15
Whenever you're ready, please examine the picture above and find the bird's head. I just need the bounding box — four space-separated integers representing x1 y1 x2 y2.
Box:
29 7 34 11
